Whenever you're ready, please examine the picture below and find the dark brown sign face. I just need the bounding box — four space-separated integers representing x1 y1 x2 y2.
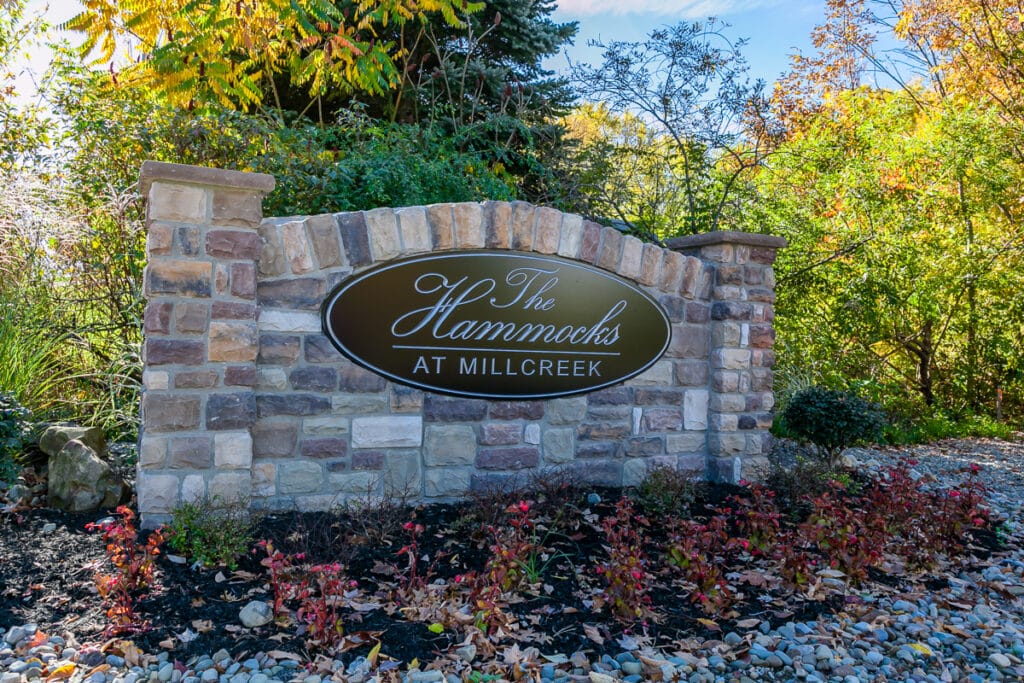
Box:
321 250 671 399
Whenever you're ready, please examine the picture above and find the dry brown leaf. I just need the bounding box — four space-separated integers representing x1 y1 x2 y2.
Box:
266 650 301 661
191 620 214 633
735 618 760 629
583 624 604 645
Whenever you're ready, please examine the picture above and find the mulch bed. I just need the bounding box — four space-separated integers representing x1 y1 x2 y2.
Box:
0 476 1001 667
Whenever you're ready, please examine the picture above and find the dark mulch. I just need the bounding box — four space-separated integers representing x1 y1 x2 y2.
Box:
0 481 997 667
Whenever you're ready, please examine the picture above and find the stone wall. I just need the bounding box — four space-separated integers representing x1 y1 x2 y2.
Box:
136 161 785 525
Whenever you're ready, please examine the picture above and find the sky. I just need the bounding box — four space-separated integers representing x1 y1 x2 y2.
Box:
15 0 823 101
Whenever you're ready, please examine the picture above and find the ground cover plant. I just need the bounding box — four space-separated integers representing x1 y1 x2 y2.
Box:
0 457 1007 676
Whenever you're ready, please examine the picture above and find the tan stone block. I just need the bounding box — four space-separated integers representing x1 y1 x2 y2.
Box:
637 244 663 286
143 395 201 432
712 322 742 347
138 436 167 469
659 251 685 292
629 360 674 386
305 214 343 268
713 348 752 370
619 236 643 279
485 201 512 248
667 431 706 454
257 223 287 277
668 323 709 358
557 213 584 258
143 371 169 391
209 321 258 362
211 189 263 227
365 208 401 261
209 471 251 503
701 243 734 263
174 302 209 334
148 182 207 224
424 468 471 497
280 220 314 274
215 431 253 469
147 223 173 256
396 207 431 254
252 463 276 498
384 450 422 497
137 473 180 514
453 203 484 248
679 256 703 298
181 474 206 503
597 228 623 271
533 207 561 254
146 260 212 298
542 428 574 463
427 204 454 249
511 202 535 250
710 393 747 412
279 461 324 495
684 390 709 430
734 245 751 265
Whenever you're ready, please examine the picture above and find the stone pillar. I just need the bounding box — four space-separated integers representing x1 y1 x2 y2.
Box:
137 162 275 526
666 231 786 483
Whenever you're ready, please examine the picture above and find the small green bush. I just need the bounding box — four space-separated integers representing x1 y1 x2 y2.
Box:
0 392 29 483
634 465 705 517
780 386 886 466
166 496 256 569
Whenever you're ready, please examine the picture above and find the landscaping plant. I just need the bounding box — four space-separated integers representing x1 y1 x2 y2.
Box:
0 391 29 483
166 495 256 569
595 498 652 623
781 386 887 466
85 506 165 635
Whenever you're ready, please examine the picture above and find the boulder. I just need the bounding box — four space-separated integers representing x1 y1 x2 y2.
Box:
39 425 107 459
47 439 127 512
239 600 274 628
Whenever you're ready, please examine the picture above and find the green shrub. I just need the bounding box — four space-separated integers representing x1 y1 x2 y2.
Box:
780 386 886 466
166 496 256 569
634 465 705 517
0 392 29 483
883 411 1016 444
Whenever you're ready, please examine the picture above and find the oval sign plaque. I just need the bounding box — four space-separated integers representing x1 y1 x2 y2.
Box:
321 250 671 400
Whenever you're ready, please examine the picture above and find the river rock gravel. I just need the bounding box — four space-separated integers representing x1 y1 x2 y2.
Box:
2 437 1022 682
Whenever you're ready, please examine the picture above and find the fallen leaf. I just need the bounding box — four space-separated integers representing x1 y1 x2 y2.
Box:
697 618 721 632
735 618 760 629
158 638 176 650
909 642 934 657
267 650 301 661
176 629 198 644
46 662 75 680
583 624 604 645
191 620 214 633
366 641 382 667
214 572 227 583
427 623 444 634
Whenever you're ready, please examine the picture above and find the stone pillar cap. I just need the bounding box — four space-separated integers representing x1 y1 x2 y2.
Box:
139 161 276 196
665 231 787 250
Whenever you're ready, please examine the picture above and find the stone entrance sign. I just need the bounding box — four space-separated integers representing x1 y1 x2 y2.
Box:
321 250 672 399
136 161 785 526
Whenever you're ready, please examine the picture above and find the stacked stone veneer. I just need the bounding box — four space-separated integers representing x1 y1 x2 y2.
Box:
136 161 785 524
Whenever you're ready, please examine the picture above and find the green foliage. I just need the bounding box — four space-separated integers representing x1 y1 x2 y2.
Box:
634 464 704 517
568 20 770 237
781 386 886 465
883 411 1016 445
167 496 256 569
0 392 29 484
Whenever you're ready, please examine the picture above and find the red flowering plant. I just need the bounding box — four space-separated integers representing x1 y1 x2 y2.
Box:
594 498 652 623
84 506 165 635
294 562 358 649
256 539 302 617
